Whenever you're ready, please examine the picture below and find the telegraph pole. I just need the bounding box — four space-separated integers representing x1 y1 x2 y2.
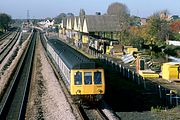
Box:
27 10 30 23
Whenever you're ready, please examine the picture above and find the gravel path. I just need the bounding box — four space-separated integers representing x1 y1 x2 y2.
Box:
26 37 76 120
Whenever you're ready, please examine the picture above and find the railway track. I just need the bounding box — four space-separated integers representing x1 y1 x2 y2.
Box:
0 29 36 119
39 33 112 120
0 30 20 63
46 55 109 120
78 105 109 120
0 31 11 42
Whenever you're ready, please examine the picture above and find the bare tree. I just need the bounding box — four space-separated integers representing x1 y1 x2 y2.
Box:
107 2 129 16
54 13 66 24
107 2 130 44
67 13 74 17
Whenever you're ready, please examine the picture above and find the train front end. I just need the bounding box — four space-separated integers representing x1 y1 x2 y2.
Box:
70 69 105 102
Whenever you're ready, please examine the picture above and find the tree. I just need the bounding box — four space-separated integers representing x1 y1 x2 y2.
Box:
54 13 66 24
169 20 180 40
0 13 11 32
145 13 170 46
67 13 74 17
170 20 180 33
107 2 129 16
79 9 86 16
107 2 130 44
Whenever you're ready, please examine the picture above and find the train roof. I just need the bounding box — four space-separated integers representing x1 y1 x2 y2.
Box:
48 39 96 69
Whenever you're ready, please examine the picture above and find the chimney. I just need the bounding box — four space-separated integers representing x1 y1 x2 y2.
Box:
95 12 101 16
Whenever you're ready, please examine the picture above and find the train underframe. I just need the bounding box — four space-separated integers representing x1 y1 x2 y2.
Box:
72 94 103 105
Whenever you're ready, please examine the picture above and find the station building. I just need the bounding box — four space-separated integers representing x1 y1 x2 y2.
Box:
59 14 123 52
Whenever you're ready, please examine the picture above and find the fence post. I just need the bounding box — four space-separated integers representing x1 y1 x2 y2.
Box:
106 57 108 65
119 64 122 74
143 78 146 89
137 75 140 85
158 85 162 98
132 71 135 81
122 66 125 77
176 95 179 106
170 90 173 105
111 60 114 68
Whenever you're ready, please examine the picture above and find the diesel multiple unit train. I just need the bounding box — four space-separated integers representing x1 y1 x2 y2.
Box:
46 38 105 102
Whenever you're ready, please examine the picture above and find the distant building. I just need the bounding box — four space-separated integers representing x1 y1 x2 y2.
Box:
38 19 55 28
160 11 169 20
170 15 179 21
168 40 180 46
140 18 147 25
130 16 141 26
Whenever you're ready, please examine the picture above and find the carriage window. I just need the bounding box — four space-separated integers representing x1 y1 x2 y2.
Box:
84 72 92 85
94 72 102 84
74 72 82 85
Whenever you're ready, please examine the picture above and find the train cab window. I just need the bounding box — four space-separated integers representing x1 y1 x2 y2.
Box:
94 72 102 84
74 72 82 85
84 72 92 85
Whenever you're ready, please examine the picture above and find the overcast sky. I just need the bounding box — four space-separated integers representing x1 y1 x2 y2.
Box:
0 0 180 19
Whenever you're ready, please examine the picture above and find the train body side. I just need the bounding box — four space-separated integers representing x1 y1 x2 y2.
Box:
46 39 105 99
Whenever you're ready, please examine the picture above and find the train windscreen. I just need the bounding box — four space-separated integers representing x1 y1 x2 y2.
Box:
94 72 102 84
84 72 92 85
74 72 82 85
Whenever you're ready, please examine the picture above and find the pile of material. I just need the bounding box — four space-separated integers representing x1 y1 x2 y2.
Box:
162 62 180 81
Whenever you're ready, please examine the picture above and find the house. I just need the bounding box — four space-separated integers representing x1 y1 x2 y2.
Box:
66 16 74 39
140 18 147 26
73 16 79 41
59 14 123 53
82 15 122 43
38 19 55 28
60 17 67 35
170 15 179 21
72 16 85 47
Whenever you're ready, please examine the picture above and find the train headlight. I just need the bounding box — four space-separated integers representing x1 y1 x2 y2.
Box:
76 89 81 94
98 89 103 94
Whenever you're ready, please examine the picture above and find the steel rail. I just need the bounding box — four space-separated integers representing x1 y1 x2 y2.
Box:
0 31 20 63
0 30 36 119
0 31 12 41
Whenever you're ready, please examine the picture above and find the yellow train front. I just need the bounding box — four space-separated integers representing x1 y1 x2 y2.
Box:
71 69 105 102
47 39 105 103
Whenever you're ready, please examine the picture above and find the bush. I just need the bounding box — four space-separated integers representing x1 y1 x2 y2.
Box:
164 45 179 57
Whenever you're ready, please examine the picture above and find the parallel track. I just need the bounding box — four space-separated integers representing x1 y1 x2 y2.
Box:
0 31 20 63
0 30 36 119
0 31 11 42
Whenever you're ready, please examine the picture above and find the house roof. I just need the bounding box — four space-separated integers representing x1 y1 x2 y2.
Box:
84 15 122 32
